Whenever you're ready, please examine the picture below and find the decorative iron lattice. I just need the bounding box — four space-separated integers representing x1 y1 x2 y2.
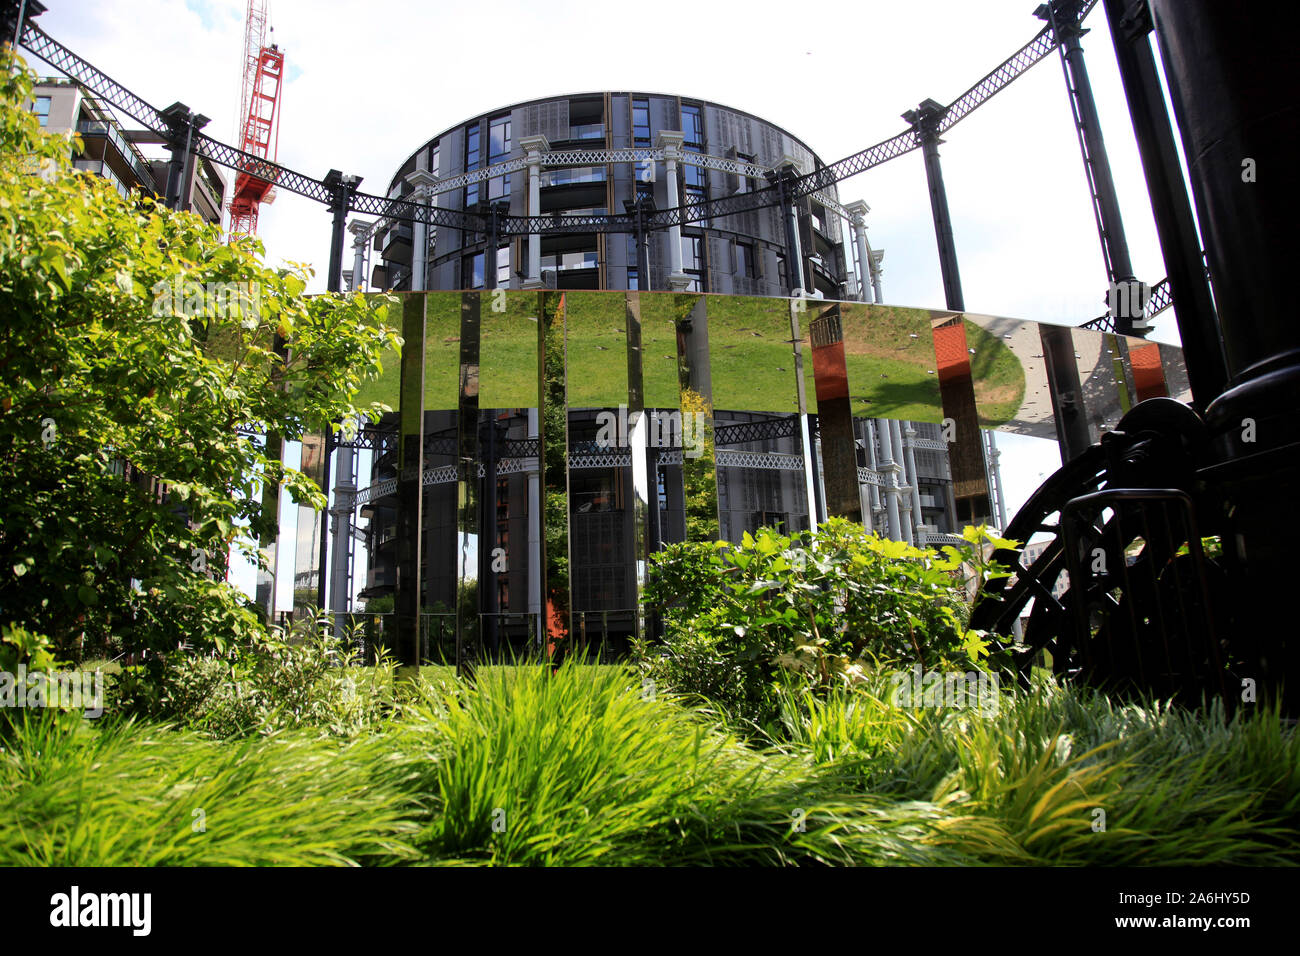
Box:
568 450 633 469
714 417 799 446
716 450 804 471
857 467 886 486
911 437 948 451
21 3 1095 239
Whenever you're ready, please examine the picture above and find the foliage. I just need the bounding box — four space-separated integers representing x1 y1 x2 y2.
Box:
2 661 1295 866
394 661 1003 865
639 518 1014 729
0 623 57 673
0 53 401 661
116 610 398 739
678 387 718 542
0 706 420 866
773 674 1300 865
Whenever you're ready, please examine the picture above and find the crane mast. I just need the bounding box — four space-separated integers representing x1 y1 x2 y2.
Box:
227 0 283 239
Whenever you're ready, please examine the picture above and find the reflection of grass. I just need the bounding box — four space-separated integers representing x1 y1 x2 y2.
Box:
479 294 540 409
706 295 803 414
838 304 943 423
639 293 688 409
565 292 628 407
964 318 1025 427
705 297 942 421
354 293 409 413
353 344 402 412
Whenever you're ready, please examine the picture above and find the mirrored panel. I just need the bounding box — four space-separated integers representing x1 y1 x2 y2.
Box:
1073 325 1131 440
564 291 628 408
931 313 992 524
964 312 1049 438
539 291 572 661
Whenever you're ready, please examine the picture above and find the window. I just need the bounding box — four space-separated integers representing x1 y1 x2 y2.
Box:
540 250 598 272
680 104 703 149
681 235 701 271
32 96 51 127
735 242 754 279
430 143 440 178
464 124 481 208
496 246 511 287
541 166 605 187
488 116 511 201
626 236 640 290
632 98 650 146
462 251 484 289
635 180 653 206
682 234 704 292
679 105 707 223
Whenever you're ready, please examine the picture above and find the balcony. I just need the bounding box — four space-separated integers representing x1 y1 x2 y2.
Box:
568 123 605 141
540 166 606 188
73 159 130 198
76 120 155 189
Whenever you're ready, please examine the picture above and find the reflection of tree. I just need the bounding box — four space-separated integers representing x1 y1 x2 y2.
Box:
680 388 718 542
541 293 571 655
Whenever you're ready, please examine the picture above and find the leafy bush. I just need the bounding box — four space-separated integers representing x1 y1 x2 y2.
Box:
639 519 1013 729
118 611 398 739
0 52 400 662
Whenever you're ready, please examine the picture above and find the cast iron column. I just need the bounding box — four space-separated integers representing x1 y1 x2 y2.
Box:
903 99 964 312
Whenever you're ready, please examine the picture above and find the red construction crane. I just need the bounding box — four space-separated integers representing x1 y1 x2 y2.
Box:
227 0 283 240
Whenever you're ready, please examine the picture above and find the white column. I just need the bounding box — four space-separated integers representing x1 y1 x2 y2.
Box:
406 170 437 292
868 248 885 303
904 423 924 539
889 419 913 545
878 420 902 541
329 442 355 639
519 135 548 289
985 430 1009 532
845 200 873 304
657 131 691 292
348 219 370 292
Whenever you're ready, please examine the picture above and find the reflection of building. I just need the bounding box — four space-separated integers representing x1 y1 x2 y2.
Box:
28 77 226 225
335 93 963 656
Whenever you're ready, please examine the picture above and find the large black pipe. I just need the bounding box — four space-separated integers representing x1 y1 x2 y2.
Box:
1100 0 1227 408
1143 0 1300 700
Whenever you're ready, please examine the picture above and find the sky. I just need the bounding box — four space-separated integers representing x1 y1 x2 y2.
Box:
21 0 1191 529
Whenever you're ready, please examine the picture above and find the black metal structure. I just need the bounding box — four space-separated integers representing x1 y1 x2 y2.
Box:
973 0 1300 712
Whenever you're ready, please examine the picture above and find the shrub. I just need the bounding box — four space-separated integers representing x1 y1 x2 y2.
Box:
117 610 398 739
639 519 1013 729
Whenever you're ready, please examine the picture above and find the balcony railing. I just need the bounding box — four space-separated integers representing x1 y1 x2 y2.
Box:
73 159 130 198
76 120 155 189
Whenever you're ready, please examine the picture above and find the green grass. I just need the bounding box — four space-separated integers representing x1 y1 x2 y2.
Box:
7 662 1294 866
0 708 421 866
772 674 1300 865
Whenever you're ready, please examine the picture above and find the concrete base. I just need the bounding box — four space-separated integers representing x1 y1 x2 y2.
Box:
667 273 693 292
521 278 545 290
